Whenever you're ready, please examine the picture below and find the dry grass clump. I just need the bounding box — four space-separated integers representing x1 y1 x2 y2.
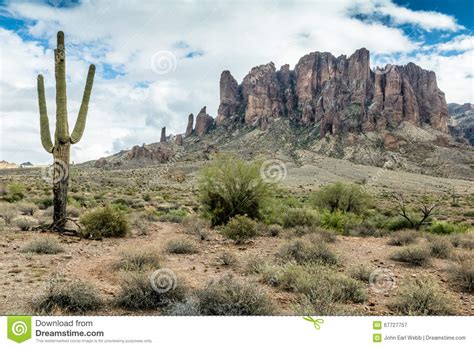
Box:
166 238 198 254
277 237 337 265
387 229 418 246
113 247 161 271
22 237 64 254
391 246 430 266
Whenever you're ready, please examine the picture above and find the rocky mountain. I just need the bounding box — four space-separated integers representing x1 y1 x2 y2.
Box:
215 48 449 136
448 103 474 145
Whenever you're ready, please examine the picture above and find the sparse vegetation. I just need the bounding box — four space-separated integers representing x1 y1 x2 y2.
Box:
22 237 64 254
449 259 473 293
194 276 274 315
391 246 430 266
13 216 37 231
387 230 418 246
113 247 160 271
115 271 186 310
80 205 130 238
32 279 103 314
277 238 337 265
348 264 373 283
282 208 319 228
391 279 454 315
216 251 237 266
166 238 198 254
427 235 452 259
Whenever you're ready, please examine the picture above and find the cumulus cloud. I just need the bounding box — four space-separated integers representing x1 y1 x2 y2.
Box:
0 0 471 164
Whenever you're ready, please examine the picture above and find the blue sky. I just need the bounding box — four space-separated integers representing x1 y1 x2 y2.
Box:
0 0 473 164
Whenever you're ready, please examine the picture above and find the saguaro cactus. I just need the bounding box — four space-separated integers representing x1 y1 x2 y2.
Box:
37 31 95 231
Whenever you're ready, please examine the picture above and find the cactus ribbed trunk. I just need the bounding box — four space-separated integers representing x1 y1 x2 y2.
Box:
36 31 95 232
52 145 70 230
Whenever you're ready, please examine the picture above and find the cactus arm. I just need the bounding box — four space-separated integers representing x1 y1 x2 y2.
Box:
70 64 95 144
37 74 54 153
54 31 69 144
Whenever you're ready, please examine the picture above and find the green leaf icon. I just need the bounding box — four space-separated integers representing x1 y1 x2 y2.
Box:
7 316 32 343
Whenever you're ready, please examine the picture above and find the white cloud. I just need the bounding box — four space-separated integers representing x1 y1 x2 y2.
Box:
436 35 474 52
0 0 471 164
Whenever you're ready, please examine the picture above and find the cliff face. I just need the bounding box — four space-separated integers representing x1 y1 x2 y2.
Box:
216 48 449 135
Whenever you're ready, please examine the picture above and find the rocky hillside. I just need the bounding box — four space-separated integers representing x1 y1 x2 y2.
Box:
448 103 474 145
214 48 448 136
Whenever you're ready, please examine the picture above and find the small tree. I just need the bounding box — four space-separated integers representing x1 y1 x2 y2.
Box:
37 31 95 231
392 193 441 231
198 154 275 226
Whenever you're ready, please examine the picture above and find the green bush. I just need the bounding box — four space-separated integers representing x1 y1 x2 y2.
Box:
282 208 319 228
22 237 64 254
428 221 468 235
166 238 198 254
277 238 337 265
391 279 454 315
5 182 25 202
311 182 370 214
320 210 358 233
36 196 54 209
386 216 414 231
80 205 130 238
221 215 258 243
115 271 186 310
195 276 274 315
391 246 430 266
198 154 274 226
33 279 103 314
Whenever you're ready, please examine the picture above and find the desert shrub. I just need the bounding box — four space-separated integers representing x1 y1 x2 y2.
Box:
165 298 201 315
348 264 373 283
282 208 319 228
131 213 153 236
311 182 370 214
113 248 160 271
22 237 64 254
166 238 198 254
18 202 38 216
5 182 25 202
386 216 414 231
320 210 358 233
13 216 37 231
80 205 130 238
115 271 186 310
266 224 283 237
0 203 18 224
36 196 53 209
449 259 473 293
387 230 418 246
275 263 367 305
427 235 452 259
391 246 430 266
428 221 468 235
216 252 237 266
32 279 103 314
277 238 337 265
182 216 210 240
348 219 386 237
157 208 187 223
198 154 274 226
244 256 268 275
391 279 454 315
0 217 5 231
450 232 474 249
195 276 274 315
292 226 337 242
221 215 257 243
